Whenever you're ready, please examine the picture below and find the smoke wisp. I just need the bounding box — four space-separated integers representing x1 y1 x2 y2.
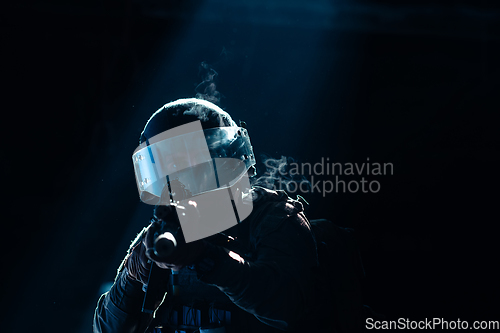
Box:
251 154 311 194
195 61 221 106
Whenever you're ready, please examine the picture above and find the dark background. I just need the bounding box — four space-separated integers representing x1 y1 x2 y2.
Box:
2 0 499 331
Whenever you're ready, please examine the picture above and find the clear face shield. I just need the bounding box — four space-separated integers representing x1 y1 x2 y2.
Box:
132 120 256 206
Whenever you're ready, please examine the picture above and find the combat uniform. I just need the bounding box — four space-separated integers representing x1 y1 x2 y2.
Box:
94 186 364 333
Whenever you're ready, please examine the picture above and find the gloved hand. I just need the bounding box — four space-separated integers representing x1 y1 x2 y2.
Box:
123 224 153 285
144 218 207 271
123 206 208 284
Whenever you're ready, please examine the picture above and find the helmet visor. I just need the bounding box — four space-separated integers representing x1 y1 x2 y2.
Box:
132 121 255 205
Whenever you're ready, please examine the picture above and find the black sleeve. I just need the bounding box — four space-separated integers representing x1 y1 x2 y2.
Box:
93 269 153 333
197 212 317 331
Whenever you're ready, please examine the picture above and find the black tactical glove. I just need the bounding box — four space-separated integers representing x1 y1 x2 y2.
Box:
122 225 153 285
122 205 207 286
144 217 207 271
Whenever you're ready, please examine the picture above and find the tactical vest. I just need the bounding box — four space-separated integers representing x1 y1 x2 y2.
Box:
149 187 364 333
